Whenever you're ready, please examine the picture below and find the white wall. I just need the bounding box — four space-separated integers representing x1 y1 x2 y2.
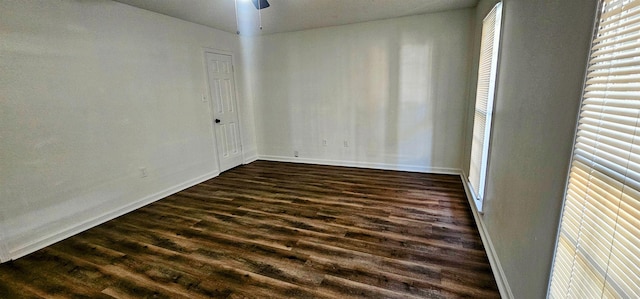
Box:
250 9 474 173
1 2 600 296
0 0 256 261
462 0 597 297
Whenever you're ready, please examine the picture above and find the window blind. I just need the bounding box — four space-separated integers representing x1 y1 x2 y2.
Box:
469 2 502 211
549 0 640 297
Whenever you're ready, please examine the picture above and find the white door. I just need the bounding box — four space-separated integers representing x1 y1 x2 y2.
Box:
206 52 243 172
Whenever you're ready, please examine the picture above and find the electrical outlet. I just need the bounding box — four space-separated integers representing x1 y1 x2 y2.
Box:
294 150 299 157
139 167 148 178
343 140 349 147
322 139 327 146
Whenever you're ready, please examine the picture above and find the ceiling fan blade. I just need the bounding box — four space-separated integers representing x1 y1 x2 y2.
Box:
252 0 270 10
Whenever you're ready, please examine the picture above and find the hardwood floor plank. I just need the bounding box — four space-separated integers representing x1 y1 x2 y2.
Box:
0 161 499 298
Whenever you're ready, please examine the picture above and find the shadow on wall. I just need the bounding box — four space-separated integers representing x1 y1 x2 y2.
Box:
252 11 470 172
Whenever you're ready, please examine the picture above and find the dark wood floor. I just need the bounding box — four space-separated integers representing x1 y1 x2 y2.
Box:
0 161 499 298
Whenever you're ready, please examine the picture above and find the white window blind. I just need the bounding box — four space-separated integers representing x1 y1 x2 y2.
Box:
469 2 502 211
549 0 640 298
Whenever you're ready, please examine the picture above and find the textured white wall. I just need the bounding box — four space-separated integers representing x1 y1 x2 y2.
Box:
462 0 597 297
0 0 256 260
2 3 600 296
249 9 474 172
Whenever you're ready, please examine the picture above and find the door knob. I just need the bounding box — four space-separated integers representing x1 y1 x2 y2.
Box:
215 119 221 123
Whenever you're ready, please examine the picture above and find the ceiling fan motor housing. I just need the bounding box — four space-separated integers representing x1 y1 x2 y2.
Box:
252 0 270 10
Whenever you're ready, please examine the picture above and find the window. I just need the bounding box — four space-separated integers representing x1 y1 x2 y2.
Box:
469 2 502 212
549 0 640 297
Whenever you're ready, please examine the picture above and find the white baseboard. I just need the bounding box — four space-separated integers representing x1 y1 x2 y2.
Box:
244 154 258 164
7 170 219 262
258 155 461 174
243 148 258 164
0 229 9 263
459 171 514 299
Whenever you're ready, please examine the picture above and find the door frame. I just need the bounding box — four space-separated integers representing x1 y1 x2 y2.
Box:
202 48 245 171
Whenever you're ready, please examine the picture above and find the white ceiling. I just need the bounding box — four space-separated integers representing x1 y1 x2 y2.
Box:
114 0 478 36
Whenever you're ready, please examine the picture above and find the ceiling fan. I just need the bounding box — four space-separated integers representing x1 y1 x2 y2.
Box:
251 0 270 10
235 0 270 34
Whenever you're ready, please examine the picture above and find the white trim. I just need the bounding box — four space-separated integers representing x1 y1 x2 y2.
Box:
467 182 484 214
0 229 10 263
460 170 514 299
7 170 219 261
0 196 9 261
478 1 502 198
203 47 245 172
243 149 258 164
258 155 461 174
472 1 503 213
